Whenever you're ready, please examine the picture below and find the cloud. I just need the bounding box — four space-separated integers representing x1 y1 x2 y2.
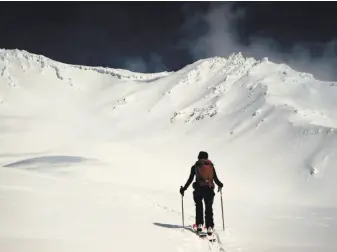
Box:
180 3 337 81
122 53 168 73
123 57 148 73
149 53 167 72
180 3 245 58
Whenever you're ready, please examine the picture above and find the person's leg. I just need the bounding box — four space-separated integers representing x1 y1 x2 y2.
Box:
193 189 204 228
204 188 215 229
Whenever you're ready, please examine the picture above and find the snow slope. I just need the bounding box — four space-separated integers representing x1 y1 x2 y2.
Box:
1 49 337 252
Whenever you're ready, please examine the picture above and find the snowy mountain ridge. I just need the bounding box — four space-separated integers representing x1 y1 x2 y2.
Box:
1 49 336 146
0 49 171 82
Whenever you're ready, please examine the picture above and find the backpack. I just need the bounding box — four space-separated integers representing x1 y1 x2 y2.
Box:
195 159 214 188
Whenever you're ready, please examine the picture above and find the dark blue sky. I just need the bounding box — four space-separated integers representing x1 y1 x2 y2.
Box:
1 2 337 79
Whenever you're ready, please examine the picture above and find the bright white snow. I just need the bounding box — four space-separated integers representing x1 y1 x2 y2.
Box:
1 49 337 252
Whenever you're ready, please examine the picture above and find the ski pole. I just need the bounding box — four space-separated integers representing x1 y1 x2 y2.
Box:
220 189 225 231
181 194 185 229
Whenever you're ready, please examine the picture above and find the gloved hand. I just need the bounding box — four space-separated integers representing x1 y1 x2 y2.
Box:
218 183 223 192
180 186 185 196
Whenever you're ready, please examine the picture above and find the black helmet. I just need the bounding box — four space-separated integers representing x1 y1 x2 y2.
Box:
198 151 208 159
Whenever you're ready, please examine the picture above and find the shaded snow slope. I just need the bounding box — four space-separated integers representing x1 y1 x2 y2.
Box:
1 49 337 252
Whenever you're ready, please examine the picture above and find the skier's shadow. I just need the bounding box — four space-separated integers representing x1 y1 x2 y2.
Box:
153 222 195 234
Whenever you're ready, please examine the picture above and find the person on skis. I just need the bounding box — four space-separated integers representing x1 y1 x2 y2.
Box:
180 151 223 235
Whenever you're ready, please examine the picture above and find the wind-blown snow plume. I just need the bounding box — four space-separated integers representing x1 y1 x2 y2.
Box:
180 3 337 81
123 53 168 73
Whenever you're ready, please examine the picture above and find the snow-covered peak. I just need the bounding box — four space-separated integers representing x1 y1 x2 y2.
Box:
0 49 171 81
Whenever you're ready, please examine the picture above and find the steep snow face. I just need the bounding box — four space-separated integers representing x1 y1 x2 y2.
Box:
1 49 337 252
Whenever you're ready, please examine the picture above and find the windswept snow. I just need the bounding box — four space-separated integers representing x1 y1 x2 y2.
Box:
1 49 337 252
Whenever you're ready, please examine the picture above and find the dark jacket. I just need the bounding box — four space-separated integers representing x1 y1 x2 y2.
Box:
182 161 223 190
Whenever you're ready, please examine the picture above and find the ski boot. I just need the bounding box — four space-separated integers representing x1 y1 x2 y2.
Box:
207 227 213 236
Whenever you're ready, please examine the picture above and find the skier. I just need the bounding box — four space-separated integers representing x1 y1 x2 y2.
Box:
180 151 223 236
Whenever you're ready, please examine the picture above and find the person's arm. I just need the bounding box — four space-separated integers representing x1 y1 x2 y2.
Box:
183 166 195 190
213 166 223 188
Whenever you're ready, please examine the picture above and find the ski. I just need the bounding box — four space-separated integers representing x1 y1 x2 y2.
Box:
190 224 221 252
192 224 206 238
207 233 216 242
198 231 207 239
192 224 217 241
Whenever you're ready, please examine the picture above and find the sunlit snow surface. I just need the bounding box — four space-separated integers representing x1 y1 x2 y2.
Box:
1 49 337 252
